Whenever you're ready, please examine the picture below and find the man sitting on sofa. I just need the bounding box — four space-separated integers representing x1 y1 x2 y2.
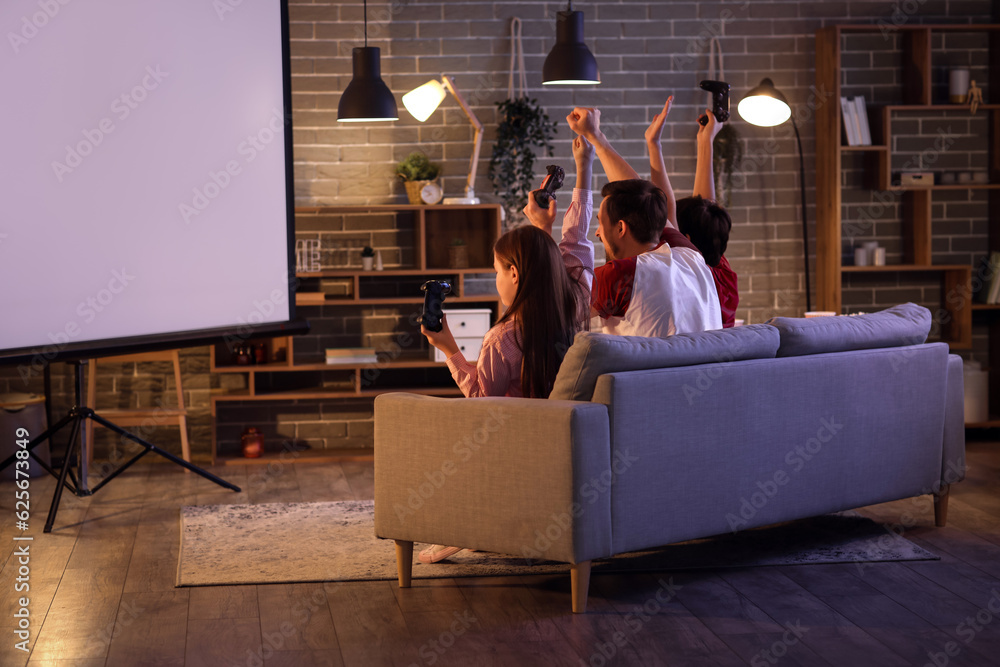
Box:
524 106 721 337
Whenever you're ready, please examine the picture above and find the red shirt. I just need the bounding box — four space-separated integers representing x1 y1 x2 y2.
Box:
659 227 739 328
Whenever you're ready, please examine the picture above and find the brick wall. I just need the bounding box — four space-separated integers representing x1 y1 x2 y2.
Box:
4 0 993 461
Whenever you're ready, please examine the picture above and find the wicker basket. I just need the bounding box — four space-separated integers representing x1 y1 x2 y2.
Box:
404 180 434 205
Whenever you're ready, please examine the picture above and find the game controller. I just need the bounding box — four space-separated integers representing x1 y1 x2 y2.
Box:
532 164 565 208
419 280 451 332
698 80 730 126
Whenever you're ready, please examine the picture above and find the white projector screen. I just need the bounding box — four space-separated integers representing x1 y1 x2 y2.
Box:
0 0 300 365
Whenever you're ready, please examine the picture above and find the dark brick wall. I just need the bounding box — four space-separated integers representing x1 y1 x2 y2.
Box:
3 0 993 461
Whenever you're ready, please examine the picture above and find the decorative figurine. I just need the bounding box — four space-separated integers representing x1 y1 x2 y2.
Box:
967 80 983 115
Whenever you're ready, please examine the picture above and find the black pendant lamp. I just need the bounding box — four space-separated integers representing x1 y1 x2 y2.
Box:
542 2 600 85
337 0 398 122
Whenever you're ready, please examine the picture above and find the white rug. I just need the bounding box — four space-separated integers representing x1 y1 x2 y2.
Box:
176 500 938 587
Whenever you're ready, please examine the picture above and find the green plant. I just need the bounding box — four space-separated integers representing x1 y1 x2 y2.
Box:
361 246 375 258
488 97 557 227
395 152 441 182
712 124 743 208
450 237 466 246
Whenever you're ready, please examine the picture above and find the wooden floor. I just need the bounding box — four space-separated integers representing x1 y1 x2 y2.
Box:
2 440 1000 667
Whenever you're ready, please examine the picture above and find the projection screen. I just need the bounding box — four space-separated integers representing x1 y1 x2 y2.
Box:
0 0 302 368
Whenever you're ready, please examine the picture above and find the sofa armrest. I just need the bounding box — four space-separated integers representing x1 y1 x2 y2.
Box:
943 354 967 486
374 393 612 564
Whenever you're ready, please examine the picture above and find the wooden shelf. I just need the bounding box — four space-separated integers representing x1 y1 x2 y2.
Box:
211 385 463 403
295 203 499 214
295 294 500 307
210 203 502 463
884 104 1000 112
965 419 1000 429
213 354 446 373
831 24 1000 33
973 303 1000 311
815 24 991 355
217 447 374 466
841 145 888 152
841 264 970 273
296 268 496 278
887 184 1000 192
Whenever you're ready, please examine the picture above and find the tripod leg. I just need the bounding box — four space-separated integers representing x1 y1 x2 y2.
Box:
0 411 73 473
45 416 84 533
88 412 241 493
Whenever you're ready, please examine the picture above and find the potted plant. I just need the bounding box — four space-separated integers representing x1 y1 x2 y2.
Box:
448 237 468 269
713 124 743 208
361 246 375 271
488 97 557 228
396 152 442 205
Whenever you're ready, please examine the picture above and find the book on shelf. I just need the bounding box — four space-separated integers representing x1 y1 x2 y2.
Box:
325 347 378 364
297 292 326 305
840 96 859 146
853 95 872 145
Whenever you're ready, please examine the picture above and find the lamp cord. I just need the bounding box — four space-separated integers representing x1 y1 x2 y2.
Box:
791 114 812 313
363 0 368 47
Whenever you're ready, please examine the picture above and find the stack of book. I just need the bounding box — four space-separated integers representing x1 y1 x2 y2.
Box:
840 95 872 146
980 253 1000 304
325 347 378 364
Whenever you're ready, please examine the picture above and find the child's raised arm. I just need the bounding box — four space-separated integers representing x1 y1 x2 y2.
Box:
694 108 724 201
645 97 677 229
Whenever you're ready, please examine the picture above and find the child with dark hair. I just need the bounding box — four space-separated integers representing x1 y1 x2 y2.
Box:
646 99 739 327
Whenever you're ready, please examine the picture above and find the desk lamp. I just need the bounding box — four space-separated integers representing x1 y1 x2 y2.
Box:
403 76 483 204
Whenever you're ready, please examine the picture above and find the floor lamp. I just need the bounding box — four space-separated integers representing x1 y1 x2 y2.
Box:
402 76 483 204
738 78 812 313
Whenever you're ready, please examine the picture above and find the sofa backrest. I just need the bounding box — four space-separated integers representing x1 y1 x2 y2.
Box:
550 324 780 402
590 342 952 555
766 302 931 357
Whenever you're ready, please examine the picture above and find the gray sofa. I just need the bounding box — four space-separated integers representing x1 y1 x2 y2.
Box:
373 304 965 612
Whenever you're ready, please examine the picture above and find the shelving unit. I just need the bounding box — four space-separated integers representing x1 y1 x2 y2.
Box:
815 24 999 425
208 203 503 463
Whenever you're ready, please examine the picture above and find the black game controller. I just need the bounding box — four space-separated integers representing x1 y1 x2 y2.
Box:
532 164 565 208
698 80 731 126
420 280 451 332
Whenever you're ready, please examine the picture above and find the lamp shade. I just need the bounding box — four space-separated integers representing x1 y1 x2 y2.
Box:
402 79 447 122
542 10 600 85
337 47 398 122
737 78 791 127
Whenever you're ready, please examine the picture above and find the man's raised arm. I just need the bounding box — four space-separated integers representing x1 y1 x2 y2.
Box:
566 107 640 183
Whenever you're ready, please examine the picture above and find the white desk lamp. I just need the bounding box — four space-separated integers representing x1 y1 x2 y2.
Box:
402 76 483 204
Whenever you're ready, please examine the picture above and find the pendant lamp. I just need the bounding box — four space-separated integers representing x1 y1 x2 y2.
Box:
542 2 600 85
337 0 397 122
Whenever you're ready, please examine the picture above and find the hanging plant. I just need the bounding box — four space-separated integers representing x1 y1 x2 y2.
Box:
488 97 557 227
712 123 743 208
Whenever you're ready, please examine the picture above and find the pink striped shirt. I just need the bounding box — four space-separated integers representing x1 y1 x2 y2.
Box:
445 189 595 397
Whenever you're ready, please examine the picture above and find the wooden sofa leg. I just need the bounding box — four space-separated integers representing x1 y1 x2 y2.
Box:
571 561 591 614
395 540 413 588
934 485 950 527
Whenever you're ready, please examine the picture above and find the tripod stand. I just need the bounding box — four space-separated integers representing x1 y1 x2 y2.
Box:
0 360 240 532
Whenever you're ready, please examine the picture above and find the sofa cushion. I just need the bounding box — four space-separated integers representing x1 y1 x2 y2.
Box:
550 324 780 401
766 303 931 357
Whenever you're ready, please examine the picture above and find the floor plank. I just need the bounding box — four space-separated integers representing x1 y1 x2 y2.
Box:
0 440 999 665
105 590 189 667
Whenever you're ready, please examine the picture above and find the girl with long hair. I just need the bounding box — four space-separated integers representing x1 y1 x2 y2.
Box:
422 136 595 400
417 136 595 562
